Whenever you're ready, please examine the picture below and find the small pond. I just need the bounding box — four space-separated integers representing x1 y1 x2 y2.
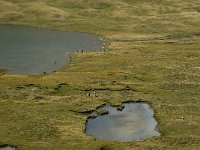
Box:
0 146 16 150
86 103 160 142
0 25 105 75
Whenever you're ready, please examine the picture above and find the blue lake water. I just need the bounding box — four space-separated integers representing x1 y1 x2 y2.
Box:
0 25 105 75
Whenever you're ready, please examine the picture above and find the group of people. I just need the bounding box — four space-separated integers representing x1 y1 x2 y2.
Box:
87 91 97 97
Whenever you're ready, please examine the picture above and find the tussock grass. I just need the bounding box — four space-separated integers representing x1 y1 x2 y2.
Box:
0 0 19 12
0 0 200 150
20 2 70 20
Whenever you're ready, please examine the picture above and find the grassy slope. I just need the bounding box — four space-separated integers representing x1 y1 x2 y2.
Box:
0 0 200 149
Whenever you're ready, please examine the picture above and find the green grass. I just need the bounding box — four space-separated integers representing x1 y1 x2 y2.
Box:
0 0 200 150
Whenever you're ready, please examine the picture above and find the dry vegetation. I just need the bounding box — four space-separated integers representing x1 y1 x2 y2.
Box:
0 0 200 150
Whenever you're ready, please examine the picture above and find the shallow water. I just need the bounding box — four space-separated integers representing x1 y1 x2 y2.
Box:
0 25 105 75
0 146 15 150
86 103 160 142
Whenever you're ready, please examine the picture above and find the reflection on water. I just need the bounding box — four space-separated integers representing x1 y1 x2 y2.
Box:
86 103 160 142
0 25 105 75
0 146 15 150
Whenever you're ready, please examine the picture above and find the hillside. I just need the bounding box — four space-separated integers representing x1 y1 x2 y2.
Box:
0 0 200 150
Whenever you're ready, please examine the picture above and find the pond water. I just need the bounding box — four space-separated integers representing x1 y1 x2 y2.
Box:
86 103 160 142
0 25 105 75
0 146 15 150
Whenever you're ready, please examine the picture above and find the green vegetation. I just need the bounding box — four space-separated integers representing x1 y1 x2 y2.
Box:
0 0 200 149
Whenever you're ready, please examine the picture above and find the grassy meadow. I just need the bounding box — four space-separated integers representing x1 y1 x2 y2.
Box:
0 0 200 149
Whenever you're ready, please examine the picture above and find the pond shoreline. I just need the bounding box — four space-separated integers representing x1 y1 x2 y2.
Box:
0 24 107 76
0 144 16 150
85 101 160 142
